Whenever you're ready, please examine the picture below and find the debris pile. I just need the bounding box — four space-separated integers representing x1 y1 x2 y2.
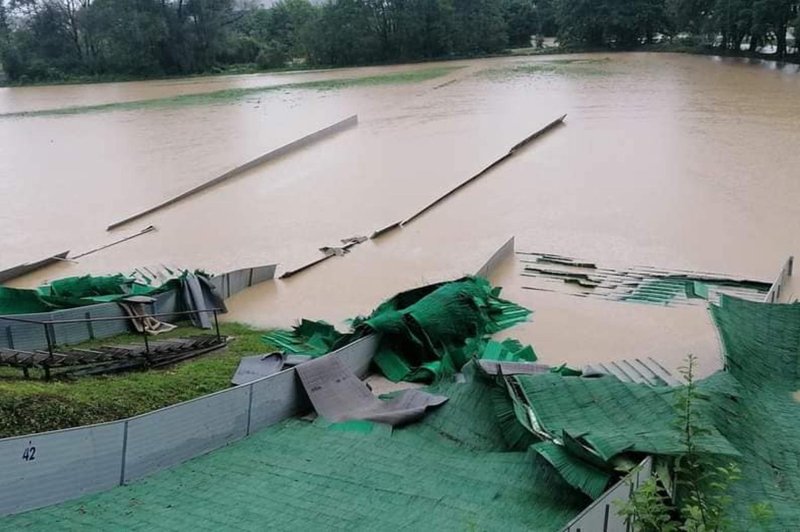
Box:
517 250 770 306
263 276 535 382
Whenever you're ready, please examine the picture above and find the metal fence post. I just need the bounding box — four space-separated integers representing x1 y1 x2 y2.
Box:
85 311 95 340
142 328 150 358
213 310 221 342
5 325 13 350
43 322 54 380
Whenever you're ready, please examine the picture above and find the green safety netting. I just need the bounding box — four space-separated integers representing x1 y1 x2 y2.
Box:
3 377 588 531
703 295 800 529
530 441 612 499
263 319 342 356
262 277 533 382
0 275 151 315
508 373 739 461
496 370 739 499
0 272 209 316
489 294 800 526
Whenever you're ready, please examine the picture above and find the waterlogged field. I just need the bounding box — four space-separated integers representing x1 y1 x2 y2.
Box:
2 52 799 376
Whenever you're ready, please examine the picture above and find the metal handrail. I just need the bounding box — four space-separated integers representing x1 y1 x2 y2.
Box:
0 308 223 325
0 308 224 379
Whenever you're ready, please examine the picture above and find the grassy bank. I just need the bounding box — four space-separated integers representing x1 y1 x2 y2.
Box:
0 66 459 119
0 322 274 438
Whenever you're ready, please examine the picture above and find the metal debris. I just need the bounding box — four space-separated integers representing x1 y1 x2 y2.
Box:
106 115 359 231
72 226 156 259
401 114 566 226
0 251 70 284
517 251 769 306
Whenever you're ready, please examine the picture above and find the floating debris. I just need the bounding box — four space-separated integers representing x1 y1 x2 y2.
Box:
107 115 359 231
517 251 769 306
401 115 566 226
0 251 70 284
72 226 156 259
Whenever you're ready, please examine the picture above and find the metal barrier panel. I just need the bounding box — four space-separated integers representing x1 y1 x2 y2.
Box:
123 385 250 483
251 265 277 285
247 334 378 434
50 307 94 345
248 368 310 434
0 314 48 350
0 421 125 515
764 256 794 303
476 236 515 278
151 290 180 322
226 270 250 297
562 457 653 532
84 303 130 340
211 265 277 299
0 303 130 351
336 334 378 378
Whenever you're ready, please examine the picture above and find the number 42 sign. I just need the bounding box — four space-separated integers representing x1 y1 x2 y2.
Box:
22 441 36 462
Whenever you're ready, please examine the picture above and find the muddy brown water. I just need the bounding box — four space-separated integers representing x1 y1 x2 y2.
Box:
2 53 799 376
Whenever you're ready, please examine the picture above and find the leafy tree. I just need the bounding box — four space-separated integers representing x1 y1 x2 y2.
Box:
504 0 536 47
1 0 798 83
556 0 668 47
451 0 508 53
305 0 380 65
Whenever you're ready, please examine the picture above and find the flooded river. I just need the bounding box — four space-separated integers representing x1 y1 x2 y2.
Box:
2 53 799 375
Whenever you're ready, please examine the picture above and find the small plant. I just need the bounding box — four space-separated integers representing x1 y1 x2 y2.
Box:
616 474 676 532
620 354 768 531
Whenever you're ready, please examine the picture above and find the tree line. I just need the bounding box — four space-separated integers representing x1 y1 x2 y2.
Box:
0 0 796 83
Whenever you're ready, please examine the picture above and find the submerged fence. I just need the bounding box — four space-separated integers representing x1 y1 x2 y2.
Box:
476 236 515 278
0 335 378 516
764 256 794 303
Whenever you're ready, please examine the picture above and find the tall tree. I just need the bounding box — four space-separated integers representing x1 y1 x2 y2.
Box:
504 0 536 47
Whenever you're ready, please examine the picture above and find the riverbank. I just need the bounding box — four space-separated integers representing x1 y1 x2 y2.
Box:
3 42 799 89
0 322 274 438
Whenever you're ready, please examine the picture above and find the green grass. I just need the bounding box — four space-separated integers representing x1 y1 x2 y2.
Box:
0 66 459 119
0 322 274 438
479 58 612 81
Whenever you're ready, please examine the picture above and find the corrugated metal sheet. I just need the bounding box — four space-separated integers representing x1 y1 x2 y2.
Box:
123 386 250 483
583 357 684 386
50 307 93 345
211 264 277 299
337 334 378 378
248 369 310 434
0 302 131 351
0 316 47 351
0 421 125 516
84 303 130 339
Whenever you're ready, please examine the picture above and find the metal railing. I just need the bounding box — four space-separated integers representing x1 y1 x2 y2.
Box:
0 308 223 379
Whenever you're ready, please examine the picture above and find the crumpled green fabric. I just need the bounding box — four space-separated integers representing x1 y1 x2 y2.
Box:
262 277 533 382
0 271 210 315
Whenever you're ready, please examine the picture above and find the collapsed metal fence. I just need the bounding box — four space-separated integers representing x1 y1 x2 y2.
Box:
0 334 378 517
0 264 276 352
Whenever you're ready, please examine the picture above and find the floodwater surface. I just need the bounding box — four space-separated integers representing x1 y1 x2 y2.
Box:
2 53 799 375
